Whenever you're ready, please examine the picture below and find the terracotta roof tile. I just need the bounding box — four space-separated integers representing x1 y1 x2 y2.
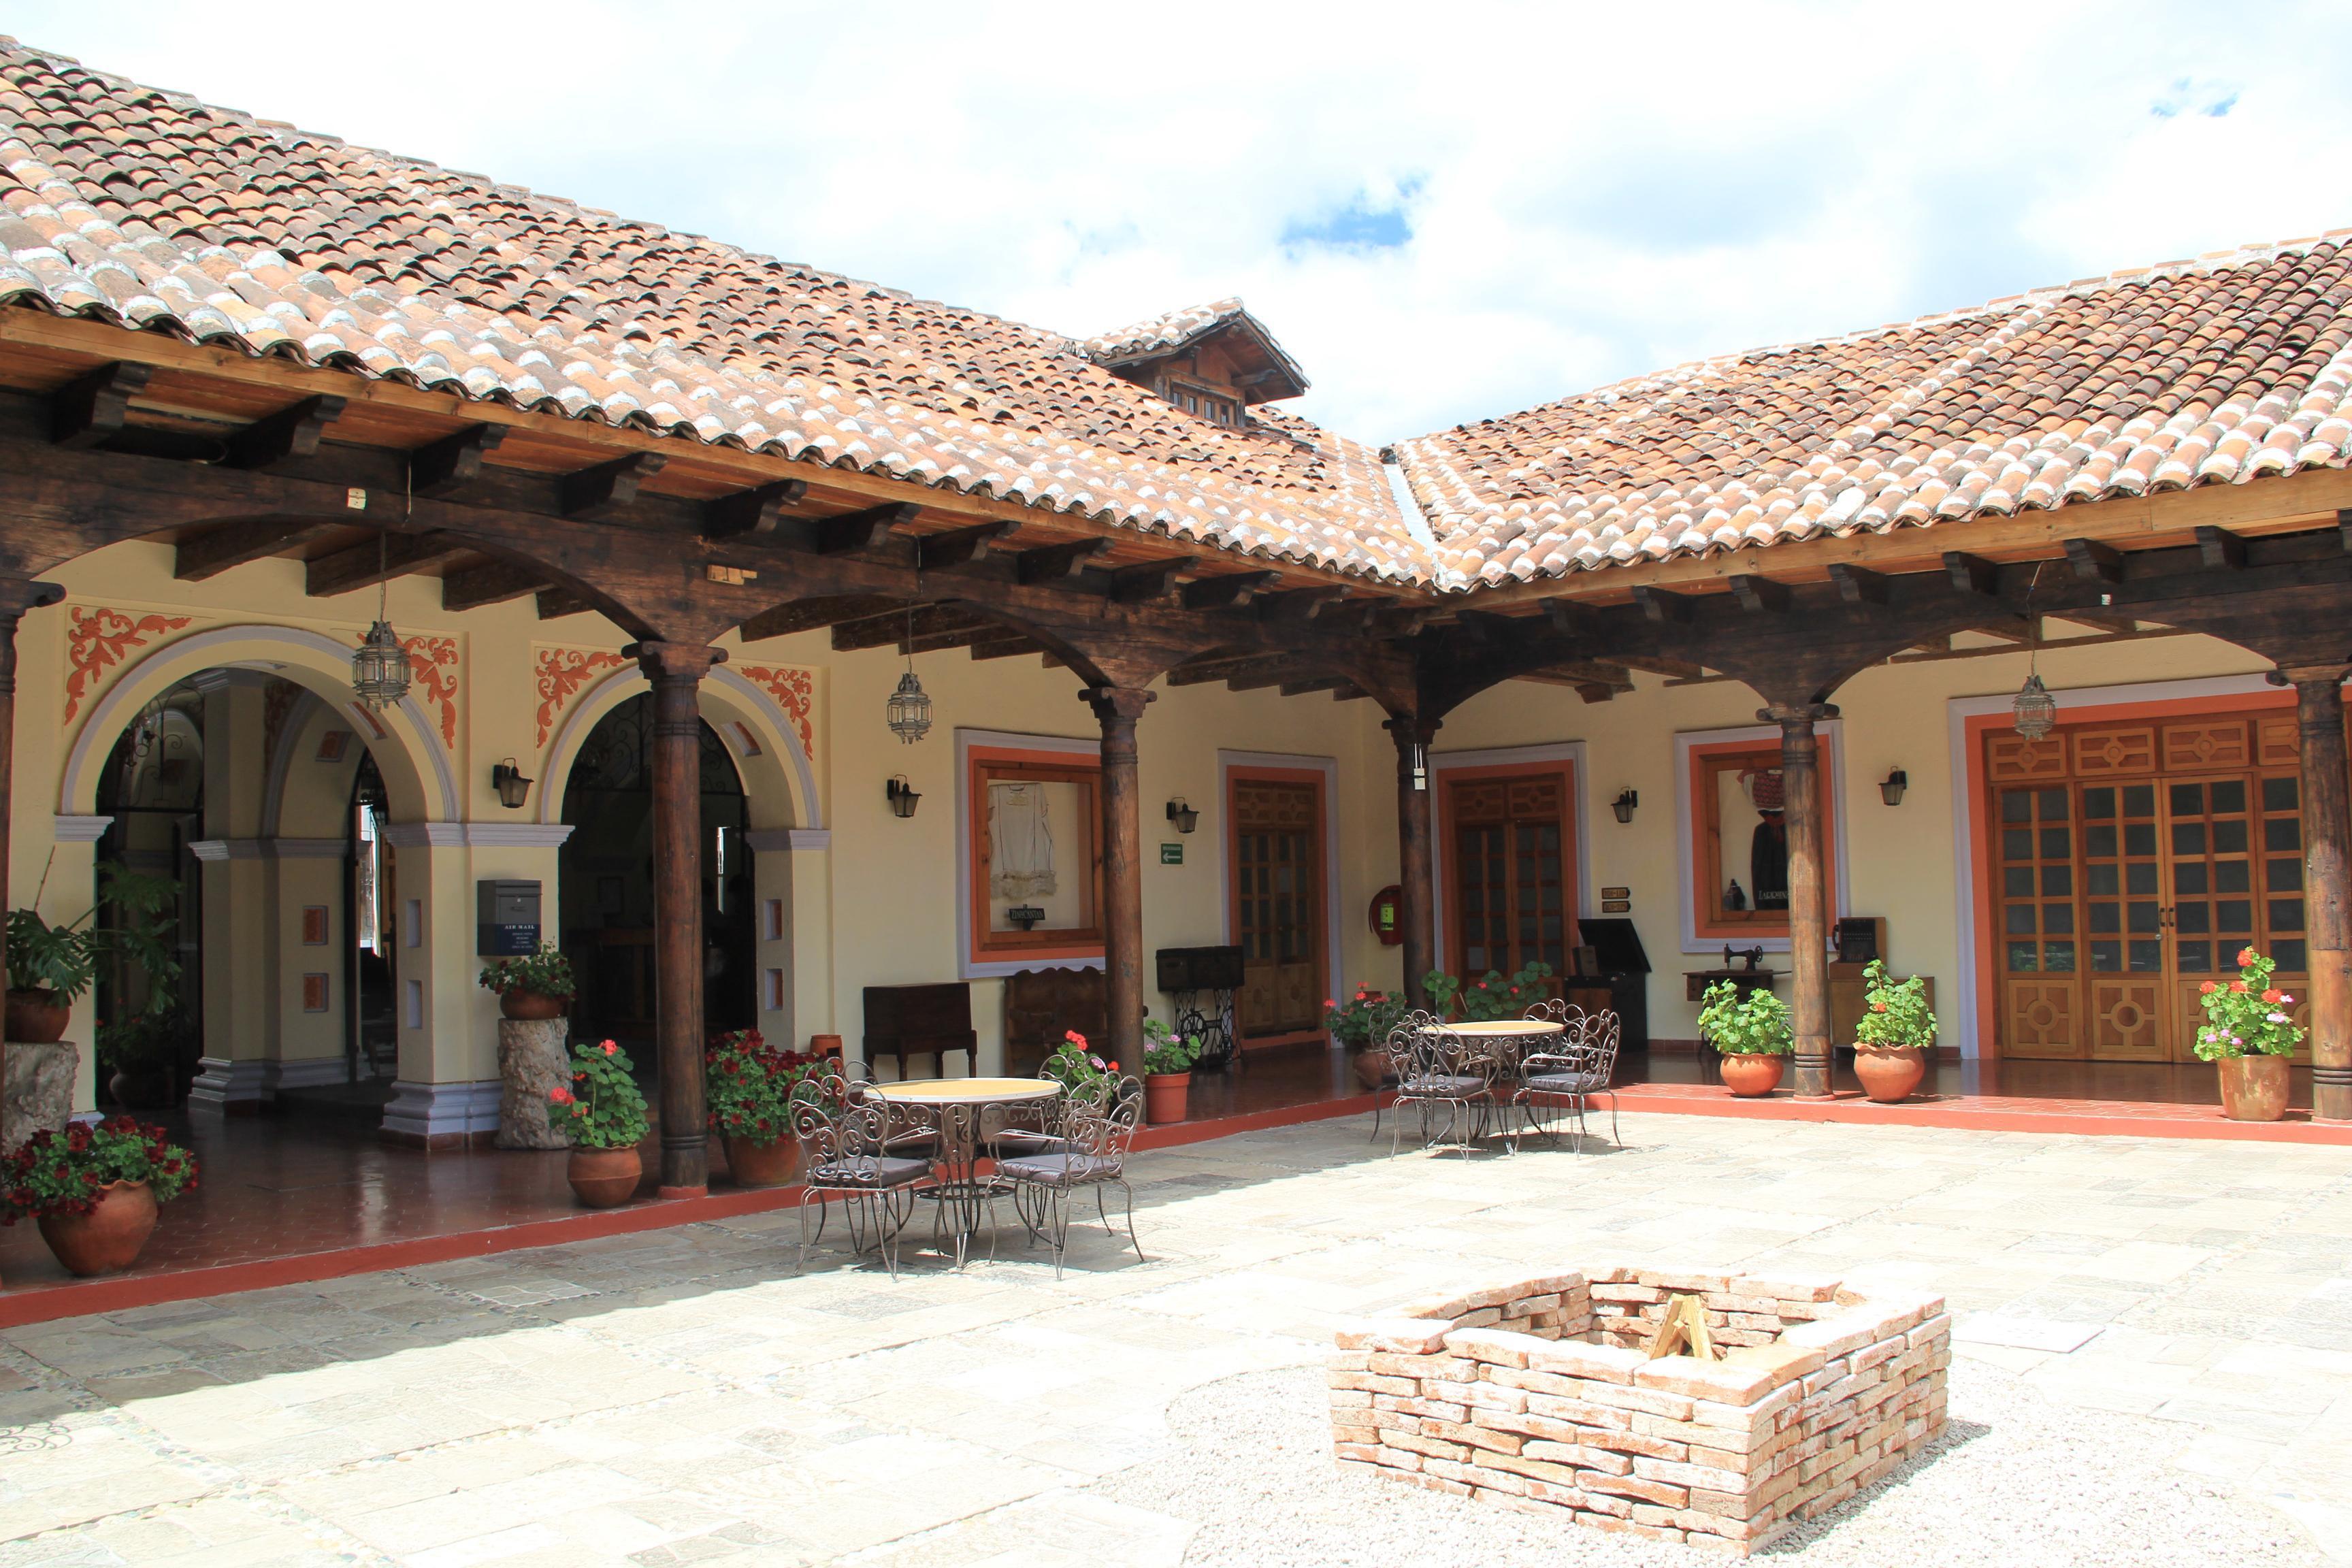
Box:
1393 239 2352 587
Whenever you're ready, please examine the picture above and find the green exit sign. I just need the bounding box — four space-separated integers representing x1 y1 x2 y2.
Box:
1160 843 1183 865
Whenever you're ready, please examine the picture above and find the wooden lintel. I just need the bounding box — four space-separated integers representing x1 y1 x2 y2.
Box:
306 531 464 598
2196 524 2247 569
1254 586 1345 624
816 500 922 555
2063 536 2125 583
914 520 1019 570
967 637 1043 661
559 451 666 517
1576 682 1619 704
440 559 549 612
832 604 989 652
701 478 808 540
1278 676 1352 697
1012 537 1112 585
1106 556 1196 605
1633 585 1693 624
1828 562 1889 606
737 593 902 643
225 393 348 470
1728 574 1789 613
410 423 508 495
173 518 326 582
1166 656 1278 687
1944 550 2001 596
1613 651 1710 680
1179 571 1278 610
536 587 597 620
51 361 152 448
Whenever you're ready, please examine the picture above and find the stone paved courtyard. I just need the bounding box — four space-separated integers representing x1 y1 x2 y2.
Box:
2 1109 2351 1565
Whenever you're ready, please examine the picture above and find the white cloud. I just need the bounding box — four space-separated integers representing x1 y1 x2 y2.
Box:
14 0 2352 441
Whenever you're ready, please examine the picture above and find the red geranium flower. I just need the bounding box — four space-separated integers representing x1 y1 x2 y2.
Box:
2200 981 2218 994
2230 980 2250 993
550 1087 574 1105
2264 989 2283 1004
2238 947 2260 967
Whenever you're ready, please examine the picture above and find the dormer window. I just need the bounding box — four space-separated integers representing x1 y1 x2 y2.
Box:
1083 299 1309 427
1166 380 1243 427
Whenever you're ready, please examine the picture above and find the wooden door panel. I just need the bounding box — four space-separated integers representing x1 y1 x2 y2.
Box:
2073 726 2156 777
2089 979 2163 1060
2162 721 2250 772
2004 980 2082 1060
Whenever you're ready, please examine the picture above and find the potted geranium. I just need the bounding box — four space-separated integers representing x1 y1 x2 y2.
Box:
2196 947 2303 1122
706 1028 833 1186
1042 1030 1117 1096
478 943 575 1020
1325 985 1410 1092
1696 979 1794 1097
0 1115 198 1275
1852 959 1936 1102
1426 961 1556 1022
1141 1017 1203 1124
551 1038 649 1207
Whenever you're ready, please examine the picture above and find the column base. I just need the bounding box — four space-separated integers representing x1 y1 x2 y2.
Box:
380 1079 502 1149
263 1056 353 1094
1793 1054 1833 1098
2314 1065 2352 1123
187 1057 270 1113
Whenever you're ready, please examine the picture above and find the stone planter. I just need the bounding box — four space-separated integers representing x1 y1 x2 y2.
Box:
1853 1045 1927 1103
2217 1054 2290 1122
3 1040 78 1154
495 1017 574 1149
722 1133 800 1188
1144 1071 1192 1125
1718 1051 1786 1098
498 989 566 1022
1351 1047 1392 1092
5 988 69 1043
567 1146 641 1208
37 1179 159 1275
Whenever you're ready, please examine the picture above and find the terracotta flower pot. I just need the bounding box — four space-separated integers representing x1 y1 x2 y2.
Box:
108 1067 174 1109
1853 1046 1927 1103
2217 1054 2290 1122
37 1180 159 1275
6 987 70 1043
1718 1051 1786 1098
500 989 567 1021
1352 1047 1392 1092
722 1133 800 1188
1144 1072 1192 1125
567 1145 642 1208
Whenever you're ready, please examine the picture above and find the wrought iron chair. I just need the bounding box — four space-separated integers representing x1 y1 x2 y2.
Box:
1367 1009 1439 1143
1390 1023 1505 1156
1514 1009 1624 1153
788 1073 934 1279
988 1075 1145 1279
845 1058 941 1158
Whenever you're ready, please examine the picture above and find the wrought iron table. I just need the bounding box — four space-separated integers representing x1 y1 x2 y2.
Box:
877 1077 1062 1267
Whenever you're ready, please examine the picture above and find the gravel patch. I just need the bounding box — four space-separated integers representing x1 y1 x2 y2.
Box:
1093 1360 2321 1566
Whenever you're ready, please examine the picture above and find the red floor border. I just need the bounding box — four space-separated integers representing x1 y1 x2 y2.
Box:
1608 1083 2352 1144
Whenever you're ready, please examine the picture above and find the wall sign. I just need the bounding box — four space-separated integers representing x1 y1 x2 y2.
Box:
1160 842 1183 864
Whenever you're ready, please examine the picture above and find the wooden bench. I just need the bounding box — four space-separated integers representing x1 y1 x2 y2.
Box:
862 983 977 1079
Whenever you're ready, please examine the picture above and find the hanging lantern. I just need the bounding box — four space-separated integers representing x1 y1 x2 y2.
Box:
352 619 412 710
883 603 932 743
2012 672 2057 740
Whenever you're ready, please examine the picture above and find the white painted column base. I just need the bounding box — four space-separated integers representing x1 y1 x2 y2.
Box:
186 1057 270 1111
263 1056 353 1093
380 1079 503 1148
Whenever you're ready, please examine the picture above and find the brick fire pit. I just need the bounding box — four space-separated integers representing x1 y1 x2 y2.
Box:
1328 1266 1950 1552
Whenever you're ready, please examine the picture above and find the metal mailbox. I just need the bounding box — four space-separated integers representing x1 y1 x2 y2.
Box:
476 879 542 956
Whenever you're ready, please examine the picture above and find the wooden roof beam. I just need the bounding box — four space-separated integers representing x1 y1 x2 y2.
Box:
1728 574 1789 613
1633 585 1694 624
174 518 327 582
1013 537 1113 584
1278 676 1353 697
2065 536 2125 584
1179 571 1279 610
536 587 597 620
830 603 990 652
306 531 465 598
968 635 1045 661
559 451 666 518
915 520 1019 570
225 394 346 470
51 361 151 448
816 500 921 555
701 478 808 540
1944 550 2000 597
737 594 903 642
441 559 549 612
2196 524 2247 570
1166 655 1279 687
1102 556 1196 605
1828 562 1889 606
409 423 508 496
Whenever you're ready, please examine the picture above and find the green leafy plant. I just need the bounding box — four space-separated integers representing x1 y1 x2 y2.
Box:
1324 984 1410 1047
704 1028 833 1141
0 1115 197 1221
1696 980 1794 1055
1425 960 1556 1022
1853 960 1938 1051
97 1004 192 1075
1141 1016 1203 1076
8 862 181 1005
478 943 576 1000
1042 1030 1118 1092
550 1039 649 1149
2195 946 2305 1061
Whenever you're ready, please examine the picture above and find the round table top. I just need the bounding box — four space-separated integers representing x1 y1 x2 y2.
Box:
1425 1018 1565 1038
877 1077 1063 1105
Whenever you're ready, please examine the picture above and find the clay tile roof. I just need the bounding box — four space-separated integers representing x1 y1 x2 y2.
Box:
1392 236 2352 588
0 42 1421 585
1083 297 1310 402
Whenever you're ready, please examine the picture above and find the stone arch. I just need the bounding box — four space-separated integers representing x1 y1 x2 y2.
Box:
57 623 455 823
536 662 817 830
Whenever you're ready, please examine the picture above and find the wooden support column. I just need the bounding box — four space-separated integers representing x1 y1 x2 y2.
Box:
1083 686 1154 1066
1384 715 1439 1008
1766 704 1838 1098
0 580 60 930
2283 666 2352 1122
632 640 725 1196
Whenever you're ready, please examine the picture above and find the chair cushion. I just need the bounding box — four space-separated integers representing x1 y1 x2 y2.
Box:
1522 1073 1607 1094
998 1152 1119 1184
1399 1074 1486 1096
808 1156 932 1188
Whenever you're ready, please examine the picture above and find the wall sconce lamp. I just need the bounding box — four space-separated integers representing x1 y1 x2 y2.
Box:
1166 796 1198 834
490 757 533 811
1611 788 1639 824
1880 768 1908 807
886 774 921 819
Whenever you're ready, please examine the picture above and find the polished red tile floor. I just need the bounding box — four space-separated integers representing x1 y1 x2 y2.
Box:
2 1043 2336 1326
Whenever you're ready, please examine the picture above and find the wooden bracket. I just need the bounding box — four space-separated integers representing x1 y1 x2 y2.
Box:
51 361 152 448
536 587 596 620
410 423 508 495
814 500 920 555
1105 556 1196 604
225 393 347 470
2063 536 2125 583
1944 551 2000 597
1633 585 1693 624
915 519 1019 570
1013 537 1113 584
1828 562 1889 606
559 451 667 517
1728 574 1790 613
700 478 807 540
1179 570 1279 610
2195 524 2247 569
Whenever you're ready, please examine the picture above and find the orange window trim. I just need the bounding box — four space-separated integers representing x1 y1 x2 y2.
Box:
1684 735 1837 943
966 742 1104 969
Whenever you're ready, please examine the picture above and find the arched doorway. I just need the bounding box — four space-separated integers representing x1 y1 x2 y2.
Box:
558 693 757 1054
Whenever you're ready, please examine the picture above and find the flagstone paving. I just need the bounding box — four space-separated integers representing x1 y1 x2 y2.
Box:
1 1111 2349 1565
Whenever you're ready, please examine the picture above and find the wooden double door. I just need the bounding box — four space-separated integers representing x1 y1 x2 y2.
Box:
1449 774 1571 978
1233 779 1322 1039
1994 715 2312 1062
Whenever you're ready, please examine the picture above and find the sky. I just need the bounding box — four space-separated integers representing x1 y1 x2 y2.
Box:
7 1 2352 443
